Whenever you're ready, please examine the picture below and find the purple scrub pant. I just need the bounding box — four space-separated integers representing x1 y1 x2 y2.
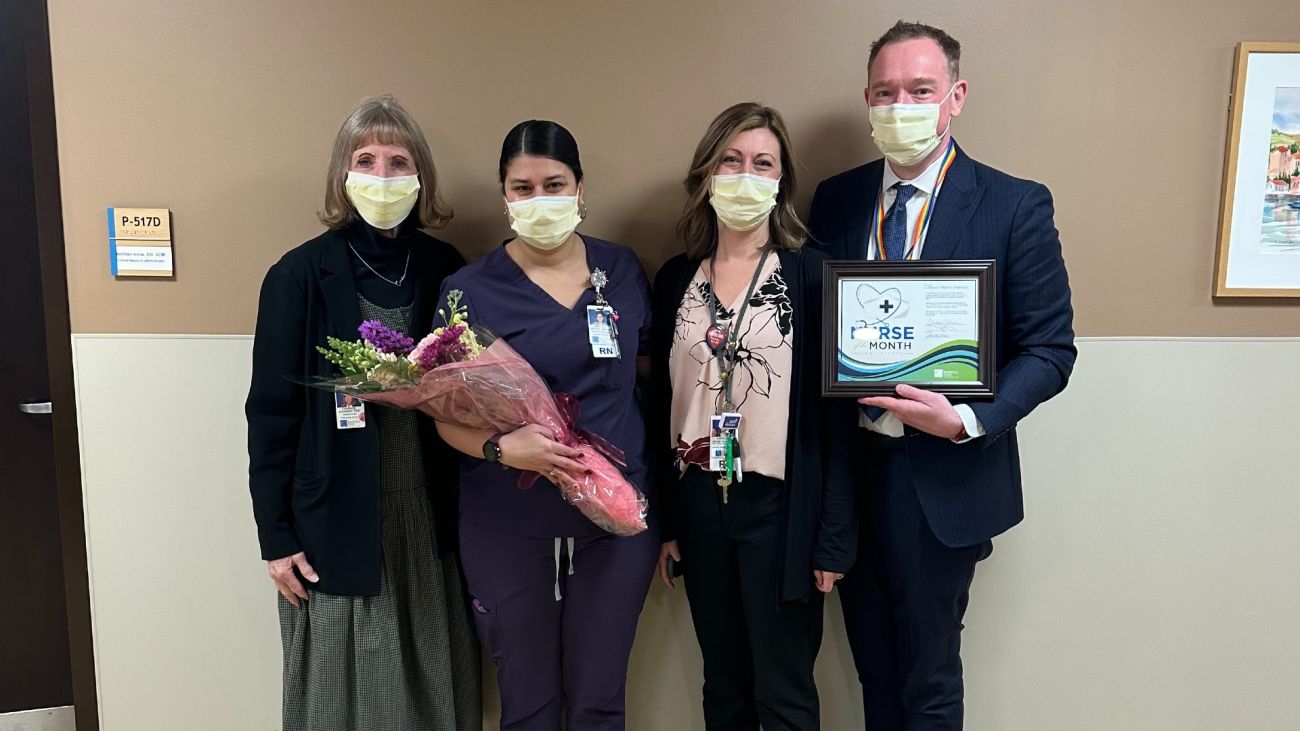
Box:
459 517 659 731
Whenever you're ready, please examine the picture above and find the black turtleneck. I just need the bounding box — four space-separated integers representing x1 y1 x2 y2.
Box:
343 218 418 309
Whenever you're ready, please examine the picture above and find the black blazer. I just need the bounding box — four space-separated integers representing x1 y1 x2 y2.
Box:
807 143 1077 547
650 247 858 602
246 228 465 596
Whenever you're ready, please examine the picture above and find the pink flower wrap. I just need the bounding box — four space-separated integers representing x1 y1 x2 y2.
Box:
356 336 648 537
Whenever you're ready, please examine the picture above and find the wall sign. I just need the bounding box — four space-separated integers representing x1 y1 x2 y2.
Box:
107 207 173 277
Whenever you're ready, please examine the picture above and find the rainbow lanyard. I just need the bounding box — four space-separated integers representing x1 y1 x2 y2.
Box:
872 141 957 261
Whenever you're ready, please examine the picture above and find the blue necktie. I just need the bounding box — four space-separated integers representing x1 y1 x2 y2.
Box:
880 183 917 262
864 183 918 424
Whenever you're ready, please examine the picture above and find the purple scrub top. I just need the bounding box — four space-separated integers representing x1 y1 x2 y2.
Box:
438 235 652 537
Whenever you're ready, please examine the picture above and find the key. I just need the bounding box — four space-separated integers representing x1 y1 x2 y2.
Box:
717 476 731 503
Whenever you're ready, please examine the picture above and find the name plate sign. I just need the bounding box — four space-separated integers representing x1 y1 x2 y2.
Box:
108 207 173 277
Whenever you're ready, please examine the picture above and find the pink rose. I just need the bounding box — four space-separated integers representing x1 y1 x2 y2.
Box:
410 332 440 370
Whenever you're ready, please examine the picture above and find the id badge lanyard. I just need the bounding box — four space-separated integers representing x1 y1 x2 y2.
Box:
704 249 770 502
589 267 621 361
871 140 957 261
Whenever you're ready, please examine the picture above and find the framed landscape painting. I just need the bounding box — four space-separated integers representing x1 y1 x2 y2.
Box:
1215 42 1300 297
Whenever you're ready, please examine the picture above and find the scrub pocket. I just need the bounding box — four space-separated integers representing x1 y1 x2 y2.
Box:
470 596 509 665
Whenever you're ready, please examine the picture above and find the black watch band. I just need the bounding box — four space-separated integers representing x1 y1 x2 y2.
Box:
482 432 506 464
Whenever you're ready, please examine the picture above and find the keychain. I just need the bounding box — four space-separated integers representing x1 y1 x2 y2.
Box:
705 251 770 501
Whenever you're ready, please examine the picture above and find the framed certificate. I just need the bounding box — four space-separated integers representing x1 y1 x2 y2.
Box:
821 260 996 398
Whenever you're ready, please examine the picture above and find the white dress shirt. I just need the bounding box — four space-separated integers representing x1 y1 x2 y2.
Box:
861 151 985 442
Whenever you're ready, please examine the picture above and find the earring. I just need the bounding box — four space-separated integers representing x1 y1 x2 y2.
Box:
578 201 589 219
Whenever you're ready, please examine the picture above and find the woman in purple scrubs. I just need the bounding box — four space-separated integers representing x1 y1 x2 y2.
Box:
435 120 658 731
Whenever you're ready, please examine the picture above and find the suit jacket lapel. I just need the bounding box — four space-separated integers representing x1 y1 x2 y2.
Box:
919 144 983 262
851 162 884 260
319 230 365 341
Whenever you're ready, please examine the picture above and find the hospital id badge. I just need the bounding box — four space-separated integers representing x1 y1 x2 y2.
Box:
707 413 742 472
335 392 366 430
708 416 727 472
586 304 620 359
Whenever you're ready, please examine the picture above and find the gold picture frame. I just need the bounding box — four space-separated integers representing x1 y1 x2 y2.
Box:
1214 42 1300 298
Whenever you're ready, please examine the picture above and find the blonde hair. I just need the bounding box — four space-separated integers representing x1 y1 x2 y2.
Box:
319 95 453 229
677 102 807 259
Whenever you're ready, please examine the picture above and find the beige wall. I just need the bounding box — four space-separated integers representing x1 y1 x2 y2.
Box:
50 0 1300 337
50 2 1300 730
71 336 1300 729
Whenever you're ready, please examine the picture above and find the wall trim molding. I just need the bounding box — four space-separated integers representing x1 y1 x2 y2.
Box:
72 333 1300 343
71 333 253 341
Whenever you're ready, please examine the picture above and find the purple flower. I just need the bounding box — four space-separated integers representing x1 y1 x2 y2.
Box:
416 324 470 370
358 320 415 355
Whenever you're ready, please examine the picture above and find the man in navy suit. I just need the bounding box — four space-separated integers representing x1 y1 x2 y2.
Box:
807 21 1076 730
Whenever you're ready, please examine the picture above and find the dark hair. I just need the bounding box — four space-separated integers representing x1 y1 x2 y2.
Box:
869 21 961 83
498 120 584 189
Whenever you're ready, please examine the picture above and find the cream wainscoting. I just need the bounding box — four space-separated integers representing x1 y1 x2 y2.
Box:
70 336 1300 730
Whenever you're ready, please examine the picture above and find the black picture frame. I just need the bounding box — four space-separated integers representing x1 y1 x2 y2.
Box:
821 259 997 398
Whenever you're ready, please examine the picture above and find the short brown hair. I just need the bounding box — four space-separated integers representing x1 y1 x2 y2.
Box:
869 21 961 84
677 102 807 260
319 95 453 230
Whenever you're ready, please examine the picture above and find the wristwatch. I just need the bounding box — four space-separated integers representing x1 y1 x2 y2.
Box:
482 432 506 464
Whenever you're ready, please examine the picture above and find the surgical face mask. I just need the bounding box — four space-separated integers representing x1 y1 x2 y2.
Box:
345 171 420 230
506 194 582 250
710 173 780 232
869 85 956 167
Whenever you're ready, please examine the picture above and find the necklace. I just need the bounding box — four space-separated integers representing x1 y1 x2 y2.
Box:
348 242 411 287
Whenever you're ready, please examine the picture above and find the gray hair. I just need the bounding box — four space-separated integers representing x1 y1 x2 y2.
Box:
319 95 453 229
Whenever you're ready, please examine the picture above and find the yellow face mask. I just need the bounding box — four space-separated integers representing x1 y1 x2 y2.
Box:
869 84 956 167
345 172 421 230
506 195 582 250
710 173 780 232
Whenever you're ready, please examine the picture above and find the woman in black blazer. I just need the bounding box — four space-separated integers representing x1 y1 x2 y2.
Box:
649 103 858 731
246 95 480 731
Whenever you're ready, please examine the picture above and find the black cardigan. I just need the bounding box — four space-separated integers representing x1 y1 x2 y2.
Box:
649 247 858 602
246 227 465 596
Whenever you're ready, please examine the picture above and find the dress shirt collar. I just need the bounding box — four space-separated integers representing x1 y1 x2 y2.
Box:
881 145 949 199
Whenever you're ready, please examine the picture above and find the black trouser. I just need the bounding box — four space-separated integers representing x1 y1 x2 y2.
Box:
839 433 992 731
676 467 823 731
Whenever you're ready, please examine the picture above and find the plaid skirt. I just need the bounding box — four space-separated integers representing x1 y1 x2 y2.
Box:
278 481 481 731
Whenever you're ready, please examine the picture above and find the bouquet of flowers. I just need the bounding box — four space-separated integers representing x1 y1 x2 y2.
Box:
312 290 648 537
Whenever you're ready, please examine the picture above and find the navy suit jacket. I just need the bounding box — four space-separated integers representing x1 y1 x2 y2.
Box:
807 142 1076 547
